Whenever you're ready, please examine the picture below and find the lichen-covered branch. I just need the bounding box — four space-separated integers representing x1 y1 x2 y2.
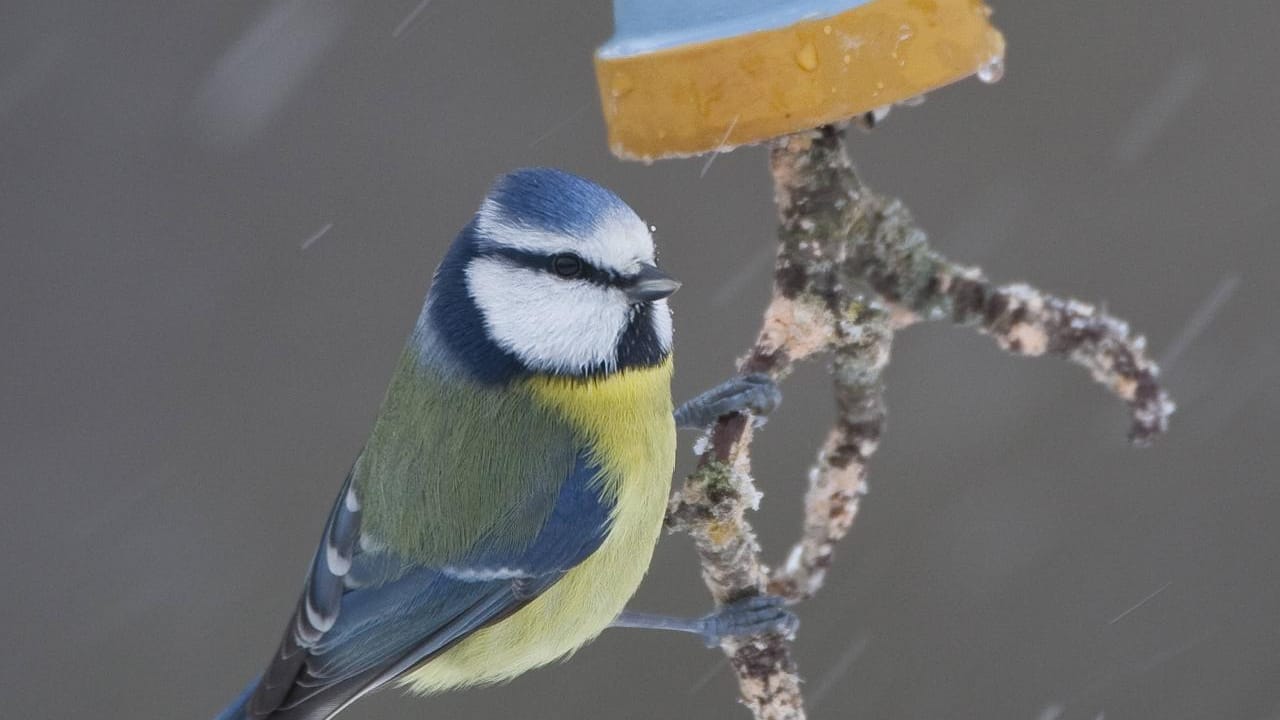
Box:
844 195 1174 444
665 131 853 720
668 125 1173 720
667 422 804 720
770 301 892 601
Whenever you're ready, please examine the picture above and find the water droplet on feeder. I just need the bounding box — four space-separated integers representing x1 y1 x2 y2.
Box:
977 55 1005 84
611 72 634 97
795 42 819 72
823 25 833 35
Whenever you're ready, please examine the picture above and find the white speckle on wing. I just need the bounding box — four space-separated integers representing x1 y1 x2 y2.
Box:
326 543 351 576
442 565 533 581
295 611 322 645
305 595 336 633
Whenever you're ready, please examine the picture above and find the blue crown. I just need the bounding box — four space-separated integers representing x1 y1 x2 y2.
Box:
485 168 628 238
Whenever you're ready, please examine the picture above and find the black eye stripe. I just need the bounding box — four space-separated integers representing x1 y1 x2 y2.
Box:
551 253 583 278
487 247 618 287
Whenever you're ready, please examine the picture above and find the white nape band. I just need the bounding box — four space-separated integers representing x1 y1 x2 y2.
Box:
477 200 655 272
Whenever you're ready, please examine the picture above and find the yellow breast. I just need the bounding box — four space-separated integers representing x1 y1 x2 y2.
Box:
397 358 676 694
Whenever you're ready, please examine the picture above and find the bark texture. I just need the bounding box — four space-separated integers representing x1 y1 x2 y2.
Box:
666 125 1173 719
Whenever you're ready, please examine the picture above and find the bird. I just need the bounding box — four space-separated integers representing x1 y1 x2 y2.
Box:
215 168 793 720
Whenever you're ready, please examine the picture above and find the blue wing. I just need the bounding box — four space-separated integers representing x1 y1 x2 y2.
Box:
218 451 612 720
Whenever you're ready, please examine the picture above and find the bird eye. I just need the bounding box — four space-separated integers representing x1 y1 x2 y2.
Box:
551 253 584 278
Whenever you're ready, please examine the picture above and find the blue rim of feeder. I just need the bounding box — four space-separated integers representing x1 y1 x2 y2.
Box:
594 0 1006 160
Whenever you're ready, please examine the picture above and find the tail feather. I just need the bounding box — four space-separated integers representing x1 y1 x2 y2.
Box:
213 676 260 720
212 670 380 720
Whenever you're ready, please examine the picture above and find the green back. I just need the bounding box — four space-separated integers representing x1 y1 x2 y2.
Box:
355 348 578 564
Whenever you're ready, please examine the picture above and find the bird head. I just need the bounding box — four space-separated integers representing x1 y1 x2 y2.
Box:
427 168 679 381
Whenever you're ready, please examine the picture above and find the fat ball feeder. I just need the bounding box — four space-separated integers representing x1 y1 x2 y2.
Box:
594 0 1006 160
591 2 1009 717
589 7 1178 720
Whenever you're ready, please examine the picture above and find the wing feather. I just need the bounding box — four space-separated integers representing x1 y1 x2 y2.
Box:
245 468 361 718
231 449 610 720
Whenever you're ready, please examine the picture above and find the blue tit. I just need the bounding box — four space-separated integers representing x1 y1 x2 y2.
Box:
215 168 792 720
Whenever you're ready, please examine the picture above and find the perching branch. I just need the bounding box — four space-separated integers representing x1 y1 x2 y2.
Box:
844 196 1174 445
667 125 1173 720
769 300 892 602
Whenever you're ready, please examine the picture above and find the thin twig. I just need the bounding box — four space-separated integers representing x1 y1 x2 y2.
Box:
841 192 1174 444
668 125 1173 719
770 301 891 601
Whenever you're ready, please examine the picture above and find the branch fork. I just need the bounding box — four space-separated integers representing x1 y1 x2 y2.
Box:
667 126 1173 719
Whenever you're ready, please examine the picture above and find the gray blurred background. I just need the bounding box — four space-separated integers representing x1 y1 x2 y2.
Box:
3 2 1278 718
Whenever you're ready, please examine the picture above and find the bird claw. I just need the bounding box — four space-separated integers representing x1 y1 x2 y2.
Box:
675 374 782 430
698 594 799 648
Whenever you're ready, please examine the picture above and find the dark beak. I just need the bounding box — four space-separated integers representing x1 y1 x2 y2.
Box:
623 263 681 303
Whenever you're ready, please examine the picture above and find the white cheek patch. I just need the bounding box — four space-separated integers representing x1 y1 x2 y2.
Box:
465 257 631 374
649 298 674 353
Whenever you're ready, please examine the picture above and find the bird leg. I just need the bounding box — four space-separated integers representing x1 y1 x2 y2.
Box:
674 374 782 430
610 595 798 647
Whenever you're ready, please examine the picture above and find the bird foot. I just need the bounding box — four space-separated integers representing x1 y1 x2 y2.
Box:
698 595 799 648
674 374 782 430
